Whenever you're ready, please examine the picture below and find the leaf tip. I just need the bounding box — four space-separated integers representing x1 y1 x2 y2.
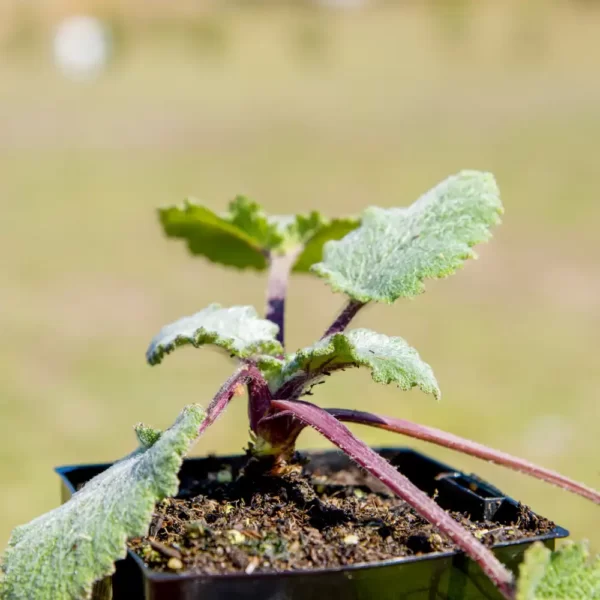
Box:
135 424 162 448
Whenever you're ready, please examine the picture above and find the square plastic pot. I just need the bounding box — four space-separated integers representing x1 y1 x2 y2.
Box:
56 447 568 600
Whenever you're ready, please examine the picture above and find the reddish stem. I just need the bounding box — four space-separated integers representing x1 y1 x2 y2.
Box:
199 364 271 437
321 299 365 339
271 400 515 599
246 364 274 433
328 408 600 505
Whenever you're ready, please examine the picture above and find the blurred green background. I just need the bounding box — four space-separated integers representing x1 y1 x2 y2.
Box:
1 0 599 555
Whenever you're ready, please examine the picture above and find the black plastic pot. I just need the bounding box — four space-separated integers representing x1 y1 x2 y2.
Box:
57 448 568 600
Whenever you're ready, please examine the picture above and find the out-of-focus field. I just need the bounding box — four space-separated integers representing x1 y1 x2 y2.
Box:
1 2 599 552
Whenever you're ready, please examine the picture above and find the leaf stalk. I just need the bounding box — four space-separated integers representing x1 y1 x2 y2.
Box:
327 408 600 505
199 364 271 438
321 299 365 339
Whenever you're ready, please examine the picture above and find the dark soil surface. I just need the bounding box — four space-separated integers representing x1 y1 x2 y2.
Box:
128 456 555 575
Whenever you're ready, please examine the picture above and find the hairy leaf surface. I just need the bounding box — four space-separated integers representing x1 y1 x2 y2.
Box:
275 328 440 399
517 542 600 599
311 171 502 303
256 354 286 380
146 304 283 365
0 405 204 600
159 196 359 271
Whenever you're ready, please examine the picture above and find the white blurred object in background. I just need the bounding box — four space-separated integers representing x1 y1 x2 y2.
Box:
53 16 110 80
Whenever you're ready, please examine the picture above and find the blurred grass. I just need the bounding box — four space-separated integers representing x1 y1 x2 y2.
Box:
1 1 599 555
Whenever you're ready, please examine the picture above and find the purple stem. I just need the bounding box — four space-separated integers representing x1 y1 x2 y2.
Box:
321 299 365 339
328 408 600 505
246 364 274 433
198 364 271 437
271 400 515 599
265 251 300 347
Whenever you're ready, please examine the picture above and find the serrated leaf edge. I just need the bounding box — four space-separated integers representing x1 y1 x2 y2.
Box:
146 304 283 366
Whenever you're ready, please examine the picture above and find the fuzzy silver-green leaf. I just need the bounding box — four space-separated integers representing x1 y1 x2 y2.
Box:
274 328 440 399
146 304 283 365
517 542 600 599
311 171 502 303
0 405 204 600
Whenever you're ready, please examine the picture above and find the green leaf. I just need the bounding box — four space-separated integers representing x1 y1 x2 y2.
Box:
274 328 440 399
159 196 276 270
146 304 283 366
159 195 360 272
293 217 360 272
311 171 502 303
135 423 162 448
227 196 287 250
256 354 286 380
517 542 600 599
0 405 204 600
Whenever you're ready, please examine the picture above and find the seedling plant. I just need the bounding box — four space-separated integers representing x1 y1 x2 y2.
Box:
1 171 599 600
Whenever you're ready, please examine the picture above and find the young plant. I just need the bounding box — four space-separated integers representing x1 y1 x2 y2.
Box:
1 171 598 600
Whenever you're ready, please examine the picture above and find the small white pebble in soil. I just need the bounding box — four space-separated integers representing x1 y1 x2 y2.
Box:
343 534 359 545
245 558 259 575
227 530 246 544
167 558 183 570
